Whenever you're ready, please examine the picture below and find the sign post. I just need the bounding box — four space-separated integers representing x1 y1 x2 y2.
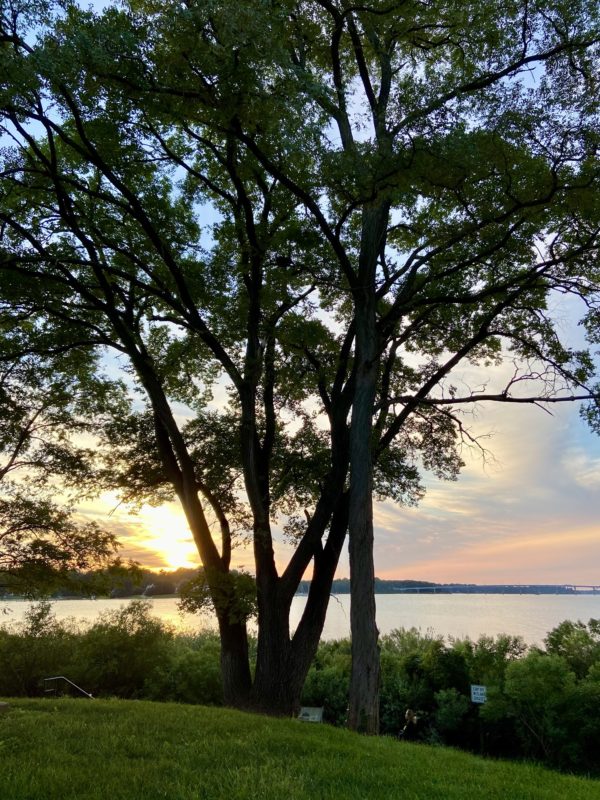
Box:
470 684 487 754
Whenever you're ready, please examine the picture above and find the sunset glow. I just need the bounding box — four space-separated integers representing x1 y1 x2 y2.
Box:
133 505 200 570
81 387 600 585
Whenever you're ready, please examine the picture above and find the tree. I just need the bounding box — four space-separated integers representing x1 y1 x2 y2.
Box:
125 0 599 731
0 0 357 708
0 340 125 596
1 0 599 728
544 618 600 679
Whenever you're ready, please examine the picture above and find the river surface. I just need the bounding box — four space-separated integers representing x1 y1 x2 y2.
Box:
2 593 599 645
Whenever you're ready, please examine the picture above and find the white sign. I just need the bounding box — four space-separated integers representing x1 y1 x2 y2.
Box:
470 684 487 704
298 706 324 722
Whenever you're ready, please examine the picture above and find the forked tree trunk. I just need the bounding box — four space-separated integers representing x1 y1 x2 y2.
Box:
250 565 327 716
250 500 349 716
251 592 295 714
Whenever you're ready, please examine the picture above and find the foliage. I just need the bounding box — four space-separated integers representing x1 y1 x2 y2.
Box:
500 652 577 763
300 639 351 726
301 622 600 774
0 601 77 696
0 347 128 596
143 632 223 705
0 492 121 597
73 601 175 698
178 568 257 625
544 619 600 679
433 688 471 740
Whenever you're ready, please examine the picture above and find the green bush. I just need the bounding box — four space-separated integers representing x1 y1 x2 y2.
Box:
72 600 174 698
301 639 350 725
545 619 600 680
557 679 600 773
0 602 78 696
2 605 599 775
144 632 223 705
503 652 576 762
433 688 471 742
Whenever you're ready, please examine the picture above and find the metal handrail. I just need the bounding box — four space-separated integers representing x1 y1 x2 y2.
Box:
43 676 93 699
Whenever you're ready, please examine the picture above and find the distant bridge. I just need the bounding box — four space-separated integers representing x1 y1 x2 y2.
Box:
389 584 600 594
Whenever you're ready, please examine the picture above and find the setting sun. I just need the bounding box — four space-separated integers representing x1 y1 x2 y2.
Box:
80 493 202 570
134 504 200 569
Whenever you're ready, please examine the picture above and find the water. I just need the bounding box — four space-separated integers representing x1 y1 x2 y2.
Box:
2 593 599 645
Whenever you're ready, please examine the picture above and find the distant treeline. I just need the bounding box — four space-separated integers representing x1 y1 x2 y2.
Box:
0 567 200 600
2 571 595 600
299 579 592 595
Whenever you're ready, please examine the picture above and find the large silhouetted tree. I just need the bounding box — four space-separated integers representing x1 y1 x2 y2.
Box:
1 0 599 727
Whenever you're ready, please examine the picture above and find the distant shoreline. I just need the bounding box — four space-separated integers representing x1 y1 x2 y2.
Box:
298 579 600 596
2 581 599 603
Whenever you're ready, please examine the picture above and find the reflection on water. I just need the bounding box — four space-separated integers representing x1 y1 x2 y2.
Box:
0 597 212 634
293 593 600 646
2 593 599 644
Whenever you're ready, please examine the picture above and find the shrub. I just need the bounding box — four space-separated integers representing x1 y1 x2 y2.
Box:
544 619 600 680
433 688 471 744
73 600 174 698
503 652 576 762
144 632 223 705
0 602 78 696
301 640 350 725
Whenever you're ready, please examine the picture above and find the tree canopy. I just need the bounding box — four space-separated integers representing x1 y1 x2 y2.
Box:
0 340 126 595
0 0 599 727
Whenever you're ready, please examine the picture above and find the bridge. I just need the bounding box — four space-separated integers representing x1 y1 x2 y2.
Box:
389 584 600 594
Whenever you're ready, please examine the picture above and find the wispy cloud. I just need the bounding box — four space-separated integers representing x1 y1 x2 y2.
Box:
373 396 600 584
73 372 599 585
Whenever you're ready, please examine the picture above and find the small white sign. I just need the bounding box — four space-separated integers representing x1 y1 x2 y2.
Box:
298 706 324 722
470 684 487 704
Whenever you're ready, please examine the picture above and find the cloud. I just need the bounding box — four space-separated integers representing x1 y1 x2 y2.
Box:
373 393 600 583
71 352 599 585
382 524 600 585
561 449 600 489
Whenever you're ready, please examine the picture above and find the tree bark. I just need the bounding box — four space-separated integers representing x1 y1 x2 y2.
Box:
249 495 349 715
347 330 380 733
347 202 389 734
218 617 252 706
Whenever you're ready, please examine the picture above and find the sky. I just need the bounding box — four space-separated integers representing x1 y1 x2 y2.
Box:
80 317 600 586
86 378 600 586
372 398 600 585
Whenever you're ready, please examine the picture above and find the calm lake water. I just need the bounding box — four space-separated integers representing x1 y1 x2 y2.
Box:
2 593 599 645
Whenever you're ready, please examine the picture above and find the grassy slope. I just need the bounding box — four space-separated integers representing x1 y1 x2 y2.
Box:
0 699 598 800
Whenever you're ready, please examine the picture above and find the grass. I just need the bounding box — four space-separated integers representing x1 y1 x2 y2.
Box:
0 699 599 800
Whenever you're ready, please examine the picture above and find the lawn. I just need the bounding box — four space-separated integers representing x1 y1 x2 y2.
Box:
0 699 598 800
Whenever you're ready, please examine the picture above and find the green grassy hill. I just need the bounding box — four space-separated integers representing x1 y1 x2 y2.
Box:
0 699 598 800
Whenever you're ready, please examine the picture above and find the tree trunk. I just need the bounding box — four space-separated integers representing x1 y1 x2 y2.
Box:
347 345 380 733
289 493 349 706
251 591 303 715
346 203 389 734
218 616 252 707
250 498 350 716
